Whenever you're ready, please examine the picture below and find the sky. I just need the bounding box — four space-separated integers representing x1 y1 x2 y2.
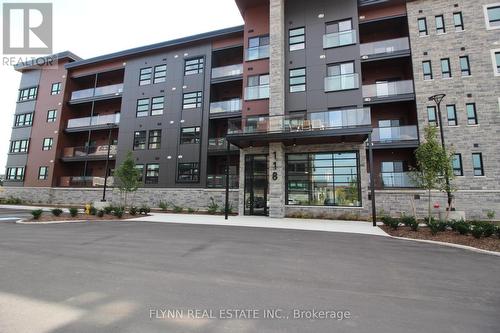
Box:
0 0 243 172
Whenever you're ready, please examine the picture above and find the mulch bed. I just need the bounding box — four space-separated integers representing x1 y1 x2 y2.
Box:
380 225 500 252
28 213 146 222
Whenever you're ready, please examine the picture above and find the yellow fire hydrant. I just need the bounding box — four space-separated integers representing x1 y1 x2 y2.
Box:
85 204 91 215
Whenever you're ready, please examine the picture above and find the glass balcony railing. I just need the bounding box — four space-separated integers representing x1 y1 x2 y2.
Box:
67 113 120 129
380 172 417 188
362 80 414 99
208 138 239 151
324 73 359 92
228 108 371 135
211 64 243 79
59 176 114 188
207 174 239 189
209 99 242 114
323 30 357 49
360 37 410 58
372 126 418 143
62 145 117 159
245 85 270 100
246 45 269 61
70 83 123 101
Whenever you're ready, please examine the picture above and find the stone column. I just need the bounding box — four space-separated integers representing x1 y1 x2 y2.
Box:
268 0 286 218
238 149 246 216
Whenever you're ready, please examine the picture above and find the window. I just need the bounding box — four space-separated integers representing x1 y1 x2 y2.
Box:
182 92 202 109
47 109 57 122
151 96 164 116
454 12 464 31
441 58 451 78
133 131 147 150
435 15 446 34
18 86 38 101
289 27 305 51
180 127 201 144
286 152 361 207
139 67 152 85
460 56 471 76
38 166 49 180
472 153 484 176
50 82 61 95
452 154 463 176
136 98 149 117
484 4 500 29
324 19 355 48
153 65 166 83
148 130 161 149
446 105 457 126
491 50 500 75
145 164 160 184
6 167 25 181
184 57 204 75
42 138 53 151
10 140 29 153
418 18 428 36
247 35 270 60
177 162 199 182
289 68 306 92
135 164 144 182
248 74 269 87
466 103 478 125
14 113 33 127
326 62 357 91
422 61 433 80
427 106 437 126
246 74 270 100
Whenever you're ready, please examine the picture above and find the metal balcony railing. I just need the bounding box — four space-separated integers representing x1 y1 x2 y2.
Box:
70 83 123 101
62 145 117 159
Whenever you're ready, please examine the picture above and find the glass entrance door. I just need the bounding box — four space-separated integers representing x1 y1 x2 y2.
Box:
244 155 268 216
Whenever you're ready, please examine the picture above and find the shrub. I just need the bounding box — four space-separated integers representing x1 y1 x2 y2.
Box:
97 210 104 217
409 219 419 232
471 225 484 239
129 206 138 215
159 201 169 211
187 207 195 213
496 225 500 238
219 204 234 215
207 197 219 215
113 208 124 218
486 210 496 220
472 221 495 238
436 220 448 232
51 208 63 217
426 219 441 235
139 205 151 215
381 216 400 230
89 206 97 215
401 215 416 228
454 221 470 235
173 205 183 213
69 207 78 217
31 209 43 220
5 197 23 205
104 206 114 214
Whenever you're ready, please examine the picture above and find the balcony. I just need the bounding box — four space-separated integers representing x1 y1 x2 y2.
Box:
227 108 372 148
372 126 419 147
246 45 269 61
207 174 239 189
209 99 242 115
325 73 359 92
323 30 357 49
208 138 239 152
362 80 414 103
379 172 417 188
70 83 123 103
360 37 410 61
61 145 117 162
66 113 120 132
59 176 114 188
211 64 243 81
244 85 269 100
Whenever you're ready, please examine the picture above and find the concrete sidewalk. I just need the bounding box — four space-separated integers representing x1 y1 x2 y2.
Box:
127 212 388 236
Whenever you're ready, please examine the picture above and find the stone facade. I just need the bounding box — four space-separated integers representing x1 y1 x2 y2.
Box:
0 187 238 211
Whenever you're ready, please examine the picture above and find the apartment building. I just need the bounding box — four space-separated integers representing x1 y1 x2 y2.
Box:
4 0 500 219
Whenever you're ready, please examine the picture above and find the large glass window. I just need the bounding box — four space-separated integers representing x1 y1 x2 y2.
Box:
441 58 451 78
177 162 199 182
139 67 152 85
136 98 149 117
447 105 457 126
289 27 305 51
10 140 29 153
422 61 433 80
180 127 201 144
47 109 57 122
42 138 53 151
133 131 147 150
6 167 25 181
418 18 428 36
38 166 49 180
148 130 161 149
460 56 471 76
183 92 202 109
466 103 478 125
145 164 160 184
184 57 204 75
51 82 62 95
153 65 167 83
135 164 144 182
286 152 361 207
472 153 484 176
151 96 164 116
427 106 437 127
18 86 38 102
452 154 463 176
247 35 270 60
486 5 500 28
289 68 306 92
454 12 464 31
435 15 446 34
14 113 33 127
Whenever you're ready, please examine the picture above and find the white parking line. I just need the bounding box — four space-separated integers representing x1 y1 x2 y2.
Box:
0 217 23 221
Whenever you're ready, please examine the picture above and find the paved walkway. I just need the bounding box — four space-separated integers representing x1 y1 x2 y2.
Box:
127 213 388 236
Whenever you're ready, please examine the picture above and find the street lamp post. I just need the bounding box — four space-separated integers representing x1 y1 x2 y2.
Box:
428 94 452 209
101 124 114 202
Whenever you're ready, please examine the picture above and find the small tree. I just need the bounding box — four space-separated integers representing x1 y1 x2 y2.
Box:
114 151 141 208
410 126 454 220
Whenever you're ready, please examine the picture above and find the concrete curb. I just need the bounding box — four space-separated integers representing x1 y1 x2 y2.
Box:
16 220 88 225
387 234 500 257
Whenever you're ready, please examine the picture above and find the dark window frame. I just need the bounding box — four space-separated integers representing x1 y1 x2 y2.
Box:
452 154 463 176
289 67 306 92
289 27 305 51
46 109 57 122
177 162 200 183
139 67 152 85
440 58 452 78
14 113 33 127
427 106 438 127
133 130 147 150
472 153 484 176
180 127 201 144
151 96 164 116
466 103 478 125
50 82 62 95
9 139 29 153
460 56 471 76
153 64 167 83
145 163 160 184
422 61 433 80
18 86 38 102
136 98 150 117
453 12 464 31
42 137 53 151
182 91 202 109
6 167 25 181
446 104 457 126
38 166 49 180
418 17 428 36
184 57 204 76
148 129 162 150
435 15 446 34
